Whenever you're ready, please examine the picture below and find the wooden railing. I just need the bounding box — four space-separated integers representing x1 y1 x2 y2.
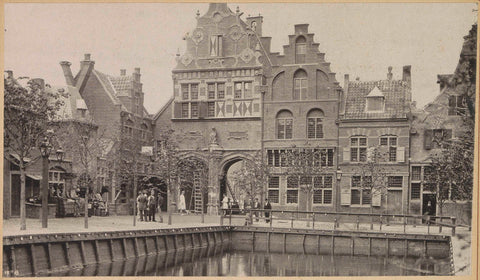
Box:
220 209 462 236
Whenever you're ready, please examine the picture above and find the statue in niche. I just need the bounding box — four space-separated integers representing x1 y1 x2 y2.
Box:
209 127 218 145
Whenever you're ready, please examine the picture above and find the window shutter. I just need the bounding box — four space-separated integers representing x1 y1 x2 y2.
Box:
340 178 351 206
397 147 405 162
343 148 350 163
173 102 182 118
199 101 207 119
424 129 433 150
372 190 381 206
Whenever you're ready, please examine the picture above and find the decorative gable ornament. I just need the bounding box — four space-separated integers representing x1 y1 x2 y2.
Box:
239 48 254 63
229 25 243 41
192 29 205 45
181 53 194 66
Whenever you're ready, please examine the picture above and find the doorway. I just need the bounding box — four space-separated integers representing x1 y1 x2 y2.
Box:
422 193 437 216
11 174 21 217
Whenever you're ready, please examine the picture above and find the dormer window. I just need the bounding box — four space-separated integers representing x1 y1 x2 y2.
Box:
366 86 385 112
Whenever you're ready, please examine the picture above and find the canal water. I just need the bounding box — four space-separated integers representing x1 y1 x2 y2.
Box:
47 245 451 277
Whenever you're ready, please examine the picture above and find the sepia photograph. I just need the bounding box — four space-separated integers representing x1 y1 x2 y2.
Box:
2 1 478 277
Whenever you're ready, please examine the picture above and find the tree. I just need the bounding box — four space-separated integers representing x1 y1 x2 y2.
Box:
283 147 333 226
4 75 65 230
352 147 388 229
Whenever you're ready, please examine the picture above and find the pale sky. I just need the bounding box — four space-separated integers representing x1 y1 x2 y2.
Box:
4 3 477 114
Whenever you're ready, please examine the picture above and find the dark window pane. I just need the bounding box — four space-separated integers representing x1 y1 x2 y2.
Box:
324 190 332 204
268 190 279 203
412 166 421 181
313 190 322 204
351 190 361 205
286 190 298 203
411 183 421 199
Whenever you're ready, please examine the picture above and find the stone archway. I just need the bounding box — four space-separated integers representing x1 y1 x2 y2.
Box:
176 156 209 214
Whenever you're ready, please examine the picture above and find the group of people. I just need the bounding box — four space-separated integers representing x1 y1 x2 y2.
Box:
221 195 272 224
136 189 164 222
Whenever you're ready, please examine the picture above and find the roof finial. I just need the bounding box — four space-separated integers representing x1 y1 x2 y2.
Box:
196 10 200 18
387 66 393 80
236 6 240 14
176 48 180 57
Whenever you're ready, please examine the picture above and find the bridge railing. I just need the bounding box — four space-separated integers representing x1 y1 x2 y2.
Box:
220 209 461 236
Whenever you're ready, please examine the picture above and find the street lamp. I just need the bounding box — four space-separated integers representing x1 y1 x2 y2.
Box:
39 135 53 228
56 147 65 162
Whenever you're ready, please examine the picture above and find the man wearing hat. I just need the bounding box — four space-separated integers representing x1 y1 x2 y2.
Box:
137 190 148 221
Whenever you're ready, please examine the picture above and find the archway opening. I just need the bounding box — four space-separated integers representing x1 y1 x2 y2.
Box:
140 177 168 212
177 157 209 213
220 158 258 212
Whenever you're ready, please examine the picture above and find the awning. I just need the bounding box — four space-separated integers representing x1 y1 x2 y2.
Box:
26 174 42 181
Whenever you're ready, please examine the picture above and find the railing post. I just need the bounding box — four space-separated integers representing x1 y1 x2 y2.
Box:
291 212 294 229
427 219 430 234
356 215 360 230
229 210 232 226
403 214 406 233
379 215 383 231
452 217 456 236
334 217 337 230
220 211 224 226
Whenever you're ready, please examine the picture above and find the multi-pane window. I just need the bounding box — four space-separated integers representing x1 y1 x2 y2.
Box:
208 84 216 99
448 95 466 116
181 103 189 118
295 36 306 64
268 148 333 167
380 136 397 162
286 176 299 203
351 176 372 205
217 83 225 99
268 176 280 203
277 119 293 139
313 175 333 204
49 170 65 197
411 183 421 200
181 83 198 100
351 137 367 162
307 118 323 138
234 82 252 99
412 166 421 181
190 102 198 118
207 102 215 117
293 70 308 100
388 176 403 188
208 83 225 99
135 93 141 115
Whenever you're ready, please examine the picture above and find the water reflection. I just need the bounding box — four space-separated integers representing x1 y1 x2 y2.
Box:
52 245 451 276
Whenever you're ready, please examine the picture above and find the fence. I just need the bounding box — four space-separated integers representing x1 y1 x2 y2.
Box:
220 209 463 236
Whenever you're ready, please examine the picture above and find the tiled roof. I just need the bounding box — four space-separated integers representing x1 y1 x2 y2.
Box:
343 80 410 120
109 75 132 96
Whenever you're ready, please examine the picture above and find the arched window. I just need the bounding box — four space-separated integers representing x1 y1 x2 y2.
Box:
307 109 324 138
276 110 293 139
295 36 306 64
293 69 308 100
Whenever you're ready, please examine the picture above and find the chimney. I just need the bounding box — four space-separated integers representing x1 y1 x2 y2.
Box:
120 69 126 76
80 53 95 69
260 37 272 53
5 70 13 79
387 66 393 80
133 67 141 82
60 61 75 86
402 65 411 86
344 74 349 92
31 78 45 90
294 24 309 34
84 53 91 61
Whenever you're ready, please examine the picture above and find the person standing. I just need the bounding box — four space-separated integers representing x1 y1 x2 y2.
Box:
147 190 157 222
178 190 187 215
264 199 272 223
157 192 164 223
137 191 147 221
222 194 229 215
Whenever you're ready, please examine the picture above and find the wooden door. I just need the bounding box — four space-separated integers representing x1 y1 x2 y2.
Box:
11 174 21 217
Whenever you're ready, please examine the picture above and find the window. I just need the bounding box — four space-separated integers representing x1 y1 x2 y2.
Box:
208 84 215 99
49 169 65 197
234 81 252 99
351 137 367 162
448 95 466 116
190 102 198 118
277 110 293 139
313 176 333 204
307 109 324 139
380 136 397 162
191 84 198 100
135 93 141 114
182 84 189 100
411 183 421 200
207 102 215 117
267 149 287 167
217 83 225 99
286 176 298 203
268 176 280 203
351 176 371 205
293 70 308 100
388 176 403 188
210 35 223 56
412 166 421 181
295 36 306 64
181 103 189 118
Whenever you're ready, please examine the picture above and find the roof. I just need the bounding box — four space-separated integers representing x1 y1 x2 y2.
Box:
92 70 128 111
49 85 94 123
343 79 410 120
153 97 174 121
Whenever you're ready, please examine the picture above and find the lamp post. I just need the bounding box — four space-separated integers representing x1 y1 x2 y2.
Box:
39 136 53 228
82 135 89 229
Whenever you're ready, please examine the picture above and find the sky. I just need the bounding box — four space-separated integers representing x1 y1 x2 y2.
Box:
4 2 477 114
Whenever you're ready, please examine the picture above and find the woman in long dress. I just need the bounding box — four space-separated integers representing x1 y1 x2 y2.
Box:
178 190 187 214
222 195 229 215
